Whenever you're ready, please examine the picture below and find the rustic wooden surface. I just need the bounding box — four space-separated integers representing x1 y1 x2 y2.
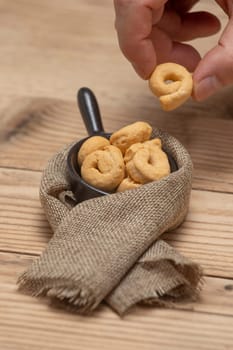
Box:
0 1 233 349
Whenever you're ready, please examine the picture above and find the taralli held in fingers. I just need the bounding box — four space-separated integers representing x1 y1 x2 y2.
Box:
110 121 152 154
149 63 193 111
78 136 110 166
81 145 125 192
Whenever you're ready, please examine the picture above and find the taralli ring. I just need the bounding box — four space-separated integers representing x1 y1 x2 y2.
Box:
78 136 110 166
149 63 193 111
117 177 141 192
81 145 125 192
126 146 171 184
110 121 152 155
124 138 162 163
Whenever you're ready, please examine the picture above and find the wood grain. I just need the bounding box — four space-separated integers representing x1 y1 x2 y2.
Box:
0 252 233 350
0 98 233 193
0 168 233 277
0 0 228 111
0 0 232 349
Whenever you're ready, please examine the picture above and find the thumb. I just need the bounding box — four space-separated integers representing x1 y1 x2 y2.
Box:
193 18 233 101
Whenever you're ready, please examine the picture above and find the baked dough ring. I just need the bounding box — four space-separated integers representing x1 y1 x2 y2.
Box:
144 138 162 149
78 136 110 166
126 146 170 184
124 142 144 163
149 63 193 111
81 145 125 191
117 177 141 192
124 138 162 163
110 121 152 155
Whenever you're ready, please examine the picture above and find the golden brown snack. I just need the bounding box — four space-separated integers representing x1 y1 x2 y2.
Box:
110 121 152 155
124 138 162 163
149 63 193 111
126 146 170 184
78 136 110 166
124 142 144 163
144 138 162 149
81 145 125 192
116 177 141 192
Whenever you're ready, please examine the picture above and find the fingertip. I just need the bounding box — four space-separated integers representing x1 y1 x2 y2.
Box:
192 43 233 100
185 11 221 37
132 62 155 80
124 39 156 79
193 76 222 101
169 42 201 72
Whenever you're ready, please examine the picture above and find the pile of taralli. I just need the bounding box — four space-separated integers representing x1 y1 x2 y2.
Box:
77 62 193 193
78 121 171 193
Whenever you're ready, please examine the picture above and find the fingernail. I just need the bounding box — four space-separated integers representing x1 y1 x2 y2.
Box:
194 76 222 101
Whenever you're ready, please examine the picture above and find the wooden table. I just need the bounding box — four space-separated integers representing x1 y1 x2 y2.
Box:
0 1 233 349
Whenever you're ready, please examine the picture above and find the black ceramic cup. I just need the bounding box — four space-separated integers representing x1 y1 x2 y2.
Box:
66 87 178 203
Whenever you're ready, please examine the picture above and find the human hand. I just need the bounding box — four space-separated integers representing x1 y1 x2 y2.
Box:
193 0 233 100
114 0 233 101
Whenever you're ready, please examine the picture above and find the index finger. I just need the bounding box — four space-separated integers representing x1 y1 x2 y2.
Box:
114 0 168 78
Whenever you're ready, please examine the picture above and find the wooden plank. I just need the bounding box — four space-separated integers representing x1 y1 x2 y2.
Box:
0 251 233 350
164 190 233 277
0 0 232 193
2 316 232 350
0 98 233 193
0 167 51 254
2 251 233 317
0 168 233 278
0 1 232 349
0 0 228 110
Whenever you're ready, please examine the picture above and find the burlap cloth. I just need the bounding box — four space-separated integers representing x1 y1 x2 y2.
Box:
18 128 202 315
